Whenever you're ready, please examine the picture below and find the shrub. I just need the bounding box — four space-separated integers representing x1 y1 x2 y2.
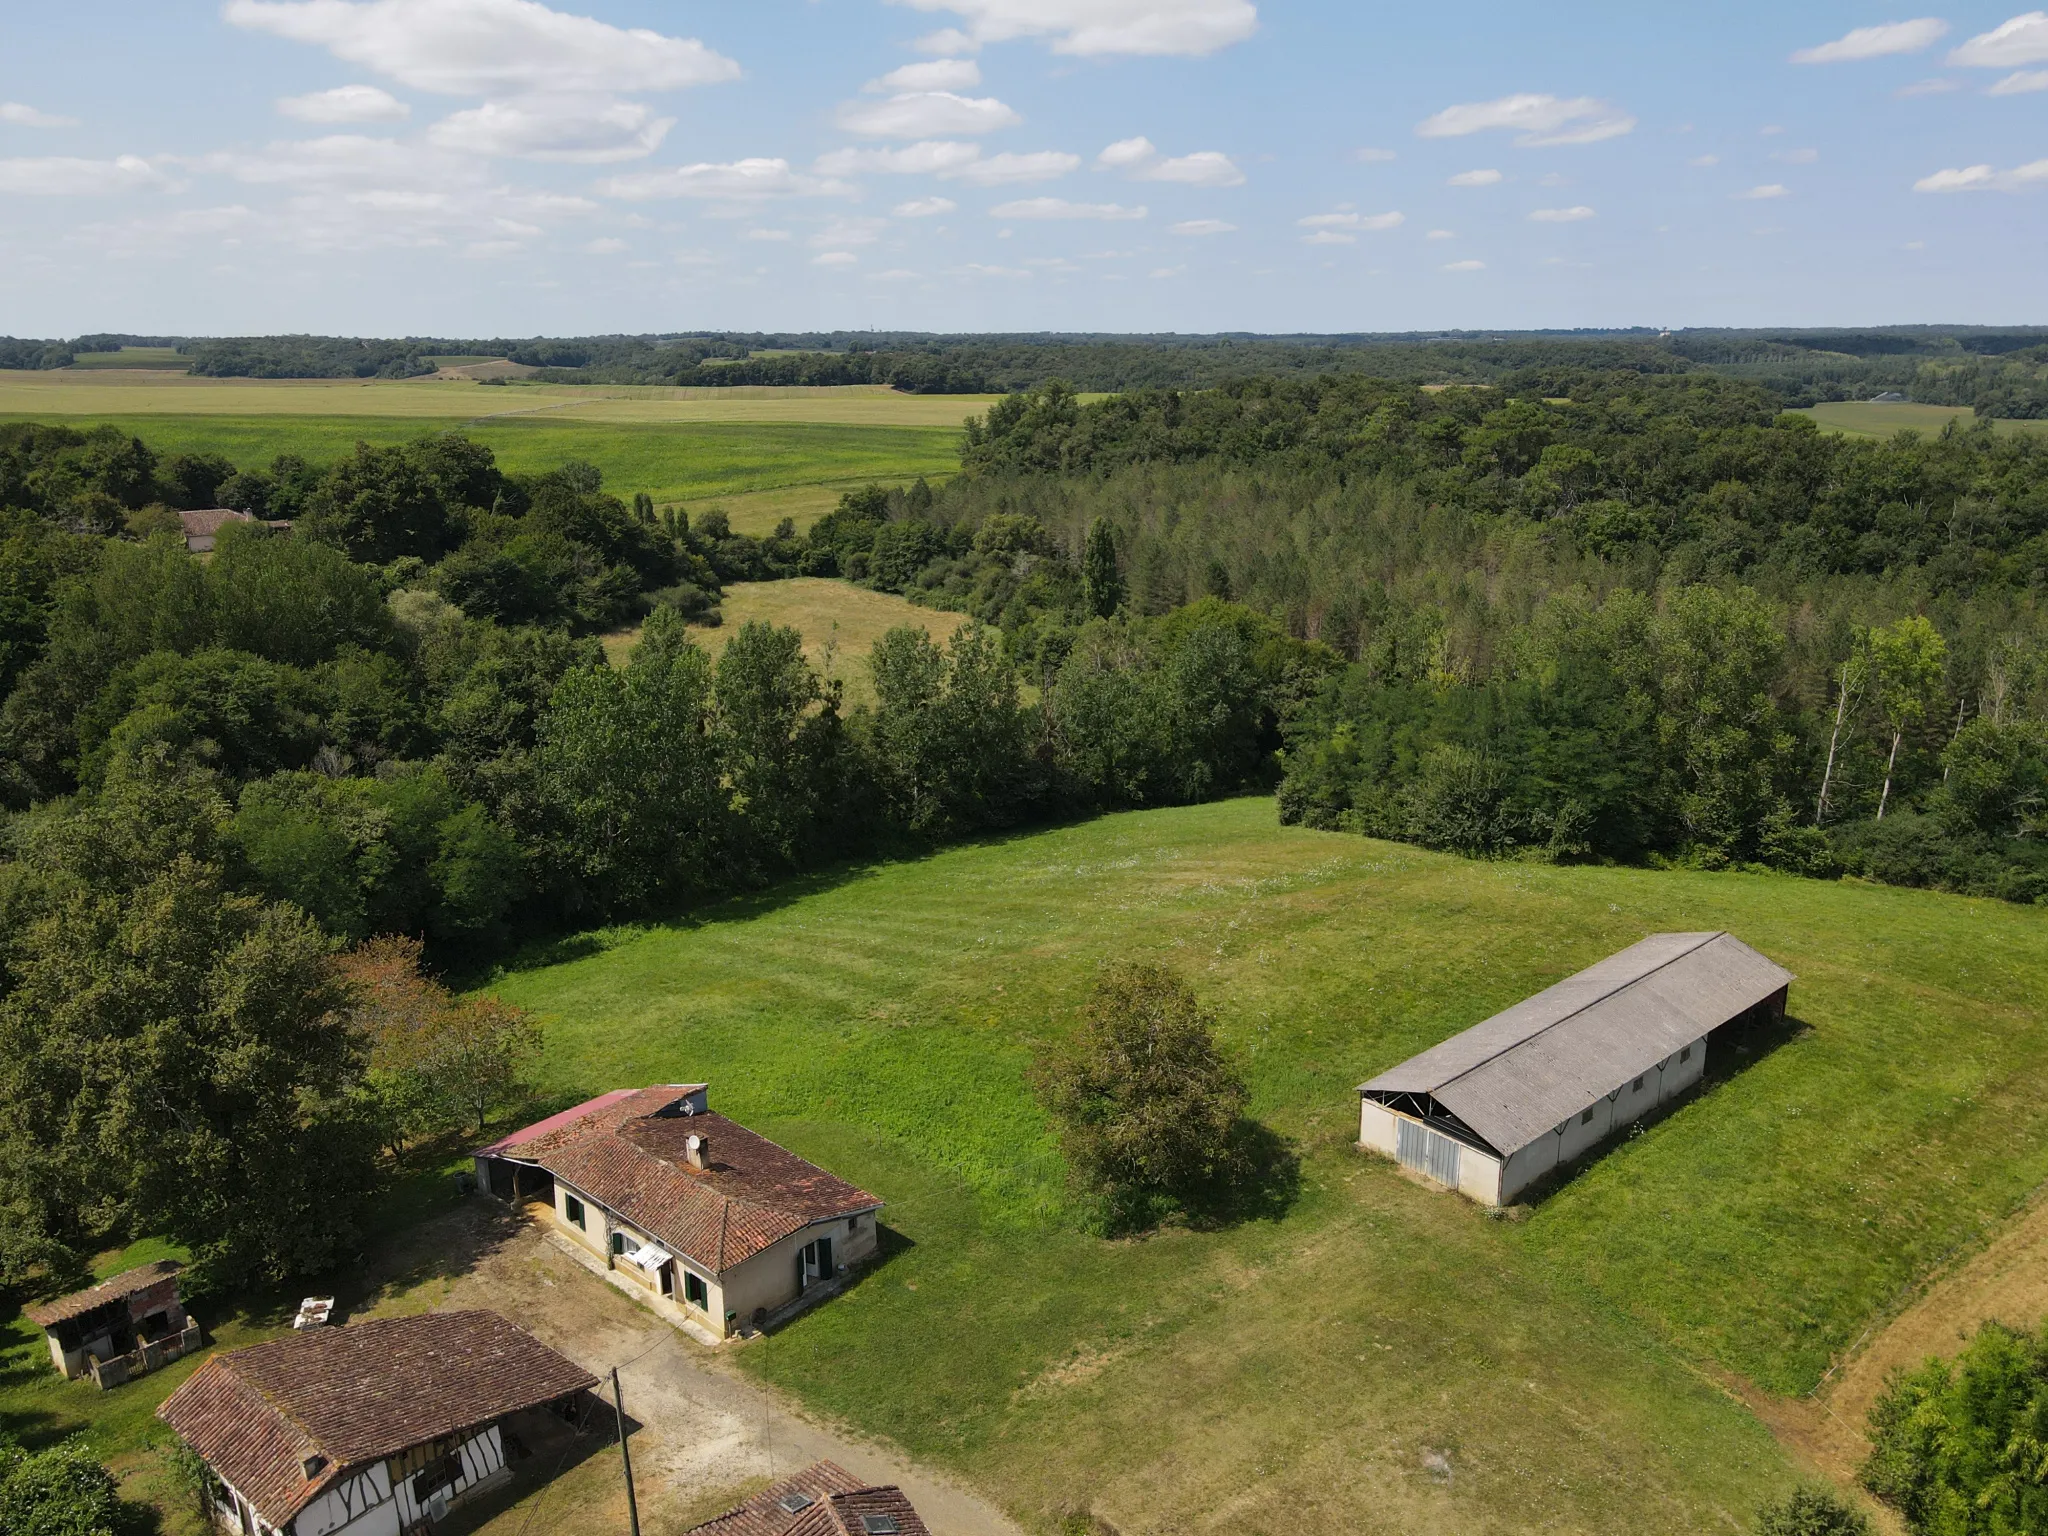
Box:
1033 963 1249 1231
1755 1486 1871 1536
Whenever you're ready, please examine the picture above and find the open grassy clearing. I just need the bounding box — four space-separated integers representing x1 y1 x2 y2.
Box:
706 480 945 538
467 799 2048 1532
604 580 967 708
1799 401 2048 439
66 348 189 371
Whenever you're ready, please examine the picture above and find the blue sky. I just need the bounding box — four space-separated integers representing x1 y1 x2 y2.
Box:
1 1 2044 336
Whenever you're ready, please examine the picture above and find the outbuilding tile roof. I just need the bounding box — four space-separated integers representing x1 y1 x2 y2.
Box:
1360 932 1794 1157
26 1260 182 1328
683 1463 930 1536
157 1310 595 1529
491 1090 880 1275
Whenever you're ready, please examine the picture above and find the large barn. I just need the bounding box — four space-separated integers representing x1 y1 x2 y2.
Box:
1357 932 1793 1206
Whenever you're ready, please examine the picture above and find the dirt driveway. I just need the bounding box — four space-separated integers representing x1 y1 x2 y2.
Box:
355 1201 1023 1536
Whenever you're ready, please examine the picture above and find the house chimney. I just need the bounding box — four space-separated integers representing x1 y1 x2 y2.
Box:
685 1133 708 1171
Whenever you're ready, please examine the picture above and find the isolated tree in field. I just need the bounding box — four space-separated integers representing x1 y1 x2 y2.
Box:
1082 516 1123 618
1754 1486 1871 1536
1868 616 1948 820
1035 963 1248 1229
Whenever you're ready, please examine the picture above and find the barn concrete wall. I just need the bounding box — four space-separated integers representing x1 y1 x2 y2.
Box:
1357 1100 1400 1158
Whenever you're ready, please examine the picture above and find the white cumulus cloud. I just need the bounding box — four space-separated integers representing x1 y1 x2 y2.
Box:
1913 157 2048 191
868 59 982 92
428 97 671 161
1417 93 1636 146
1443 258 1486 271
1297 209 1403 230
891 0 1258 58
1989 68 2048 92
0 155 162 195
1448 168 1502 186
815 141 984 176
1426 228 1454 239
1301 229 1353 245
1791 18 1947 64
1529 205 1595 221
580 236 625 254
222 0 740 95
597 158 852 202
990 196 1146 219
835 91 1021 138
1354 146 1396 163
1097 136 1157 168
951 150 1081 185
1897 76 1961 95
277 84 410 122
894 195 957 216
1740 183 1791 199
1171 217 1235 234
1096 137 1243 185
812 250 859 266
1950 12 2048 67
0 102 80 128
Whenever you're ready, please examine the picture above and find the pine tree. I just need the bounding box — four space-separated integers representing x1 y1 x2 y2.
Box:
1082 516 1123 618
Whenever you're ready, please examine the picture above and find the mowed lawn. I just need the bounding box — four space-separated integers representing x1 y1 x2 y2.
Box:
480 799 2048 1533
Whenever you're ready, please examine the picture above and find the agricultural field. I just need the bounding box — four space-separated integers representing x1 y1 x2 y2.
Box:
1799 400 2048 438
0 371 990 509
604 580 968 708
464 797 2048 1534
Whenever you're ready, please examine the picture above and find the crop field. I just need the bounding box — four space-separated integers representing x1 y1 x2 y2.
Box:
1800 400 2048 438
472 798 2048 1533
0 372 984 510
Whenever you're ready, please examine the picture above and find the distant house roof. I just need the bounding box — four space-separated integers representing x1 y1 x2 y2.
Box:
177 508 293 552
685 1462 930 1536
157 1310 595 1530
25 1260 183 1329
1359 933 1794 1158
487 1087 880 1275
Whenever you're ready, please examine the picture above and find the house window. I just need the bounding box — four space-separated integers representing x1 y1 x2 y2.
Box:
685 1271 708 1309
1679 1045 1693 1063
611 1230 629 1256
564 1195 585 1230
1580 1107 1595 1125
1632 1075 1645 1092
411 1449 464 1506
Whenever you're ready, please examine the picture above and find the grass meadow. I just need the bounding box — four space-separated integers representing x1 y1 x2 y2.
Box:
0 372 986 509
1800 401 2048 439
471 797 2048 1533
604 580 968 708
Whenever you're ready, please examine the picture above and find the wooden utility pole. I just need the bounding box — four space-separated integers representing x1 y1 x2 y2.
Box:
610 1367 640 1536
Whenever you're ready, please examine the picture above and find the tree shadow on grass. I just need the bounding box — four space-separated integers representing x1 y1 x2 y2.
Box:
1184 1118 1303 1231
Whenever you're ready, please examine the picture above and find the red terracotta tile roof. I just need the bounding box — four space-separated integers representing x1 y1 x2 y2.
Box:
684 1461 865 1536
683 1463 930 1536
478 1088 648 1155
177 509 255 539
26 1260 182 1328
491 1091 880 1275
157 1311 595 1529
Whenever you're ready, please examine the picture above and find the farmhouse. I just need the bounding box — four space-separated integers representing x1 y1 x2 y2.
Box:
177 508 293 552
475 1084 882 1340
684 1461 930 1536
24 1259 200 1387
157 1309 596 1536
1358 932 1793 1206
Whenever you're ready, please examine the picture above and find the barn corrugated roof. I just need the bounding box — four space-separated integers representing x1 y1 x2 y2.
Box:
1359 933 1793 1157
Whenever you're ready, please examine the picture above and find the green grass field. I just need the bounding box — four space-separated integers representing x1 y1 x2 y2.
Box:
462 798 2048 1532
1800 401 2048 439
0 372 984 511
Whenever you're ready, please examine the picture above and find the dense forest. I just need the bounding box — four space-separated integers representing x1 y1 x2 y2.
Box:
7 328 2047 413
3 362 2046 1291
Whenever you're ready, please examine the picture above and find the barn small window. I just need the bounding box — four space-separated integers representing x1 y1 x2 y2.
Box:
1632 1075 1645 1092
1580 1107 1595 1125
564 1196 585 1230
1679 1045 1693 1063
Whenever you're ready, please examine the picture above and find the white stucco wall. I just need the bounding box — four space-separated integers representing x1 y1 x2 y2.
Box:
295 1464 394 1536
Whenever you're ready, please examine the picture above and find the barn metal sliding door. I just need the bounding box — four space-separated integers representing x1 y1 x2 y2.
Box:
1395 1118 1462 1188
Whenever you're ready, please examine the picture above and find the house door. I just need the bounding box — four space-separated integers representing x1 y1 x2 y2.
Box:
658 1264 674 1298
796 1236 835 1292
